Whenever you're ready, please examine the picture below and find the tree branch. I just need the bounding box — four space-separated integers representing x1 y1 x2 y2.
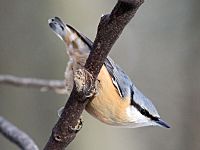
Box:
0 74 66 94
44 0 144 149
0 116 39 150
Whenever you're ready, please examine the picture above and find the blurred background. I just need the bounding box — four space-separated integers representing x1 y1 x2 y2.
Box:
0 0 199 150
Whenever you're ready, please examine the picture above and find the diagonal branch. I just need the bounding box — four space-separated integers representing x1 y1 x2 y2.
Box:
44 0 144 149
0 74 66 94
85 0 144 78
0 116 39 150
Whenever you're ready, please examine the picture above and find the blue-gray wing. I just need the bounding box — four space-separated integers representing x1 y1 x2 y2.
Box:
104 57 132 98
104 57 160 117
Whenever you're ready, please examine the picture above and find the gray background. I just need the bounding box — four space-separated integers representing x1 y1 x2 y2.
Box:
0 0 199 150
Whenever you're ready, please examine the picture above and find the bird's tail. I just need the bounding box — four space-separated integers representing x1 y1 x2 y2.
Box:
48 17 92 52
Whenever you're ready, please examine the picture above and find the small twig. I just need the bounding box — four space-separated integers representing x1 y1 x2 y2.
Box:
0 116 39 150
0 74 66 94
44 0 144 149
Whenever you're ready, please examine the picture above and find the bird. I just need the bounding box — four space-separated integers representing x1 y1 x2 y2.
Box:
48 16 170 128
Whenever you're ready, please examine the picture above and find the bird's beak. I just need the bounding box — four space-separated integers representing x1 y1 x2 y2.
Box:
155 119 170 128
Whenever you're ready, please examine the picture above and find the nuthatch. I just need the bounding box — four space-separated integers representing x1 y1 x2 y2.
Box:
48 17 170 128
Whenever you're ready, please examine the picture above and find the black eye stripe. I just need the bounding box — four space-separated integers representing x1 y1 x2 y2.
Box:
130 90 159 121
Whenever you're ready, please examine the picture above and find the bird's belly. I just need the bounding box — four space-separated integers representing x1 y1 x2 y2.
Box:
85 65 131 126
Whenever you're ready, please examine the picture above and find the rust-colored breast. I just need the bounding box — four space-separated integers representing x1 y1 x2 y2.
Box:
85 65 131 126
